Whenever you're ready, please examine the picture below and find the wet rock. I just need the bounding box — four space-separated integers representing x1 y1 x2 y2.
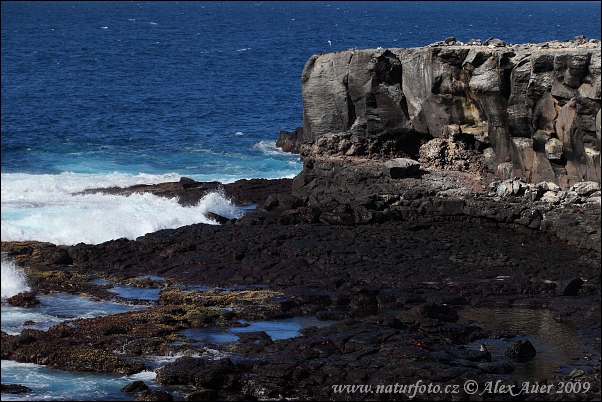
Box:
414 303 459 322
156 357 237 389
383 158 421 178
135 390 174 401
569 368 586 378
121 380 149 393
6 291 40 307
184 389 219 401
557 277 584 296
505 339 537 359
1 384 32 394
466 344 492 362
477 360 515 374
204 212 230 224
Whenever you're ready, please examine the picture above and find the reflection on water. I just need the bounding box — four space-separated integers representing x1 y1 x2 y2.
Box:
459 307 580 382
107 285 162 301
180 316 336 344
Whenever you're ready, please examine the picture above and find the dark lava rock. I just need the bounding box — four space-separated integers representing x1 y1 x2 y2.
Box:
415 303 459 322
276 127 303 154
505 339 537 359
135 390 174 401
156 357 237 389
204 212 230 224
45 247 73 265
221 394 258 401
6 292 40 307
477 360 515 374
121 380 149 393
184 389 219 401
1 384 32 394
557 277 584 296
383 158 421 178
467 344 492 362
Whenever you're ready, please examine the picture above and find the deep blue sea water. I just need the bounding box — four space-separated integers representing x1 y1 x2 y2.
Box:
1 2 601 400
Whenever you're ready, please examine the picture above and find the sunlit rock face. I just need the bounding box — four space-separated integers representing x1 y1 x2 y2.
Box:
298 39 601 189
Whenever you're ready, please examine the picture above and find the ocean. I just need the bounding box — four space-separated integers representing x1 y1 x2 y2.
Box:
1 1 601 400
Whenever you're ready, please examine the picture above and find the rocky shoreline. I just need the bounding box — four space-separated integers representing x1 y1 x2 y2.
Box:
2 174 600 401
2 37 601 401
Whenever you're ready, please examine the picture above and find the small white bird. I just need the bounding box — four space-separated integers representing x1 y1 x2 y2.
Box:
328 40 332 46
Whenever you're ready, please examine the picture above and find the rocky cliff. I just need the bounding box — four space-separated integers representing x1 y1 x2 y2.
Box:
293 38 601 191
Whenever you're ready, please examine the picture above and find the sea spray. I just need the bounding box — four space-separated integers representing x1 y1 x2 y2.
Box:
1 175 242 245
1 258 30 299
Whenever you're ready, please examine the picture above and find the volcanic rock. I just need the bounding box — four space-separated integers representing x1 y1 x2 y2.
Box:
155 357 237 389
276 127 303 153
1 384 32 394
383 158 421 178
135 390 174 401
557 277 584 296
298 41 601 188
414 303 460 322
505 339 537 359
6 291 40 307
121 381 150 393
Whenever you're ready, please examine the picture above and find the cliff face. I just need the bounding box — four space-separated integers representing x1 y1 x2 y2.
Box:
297 40 601 189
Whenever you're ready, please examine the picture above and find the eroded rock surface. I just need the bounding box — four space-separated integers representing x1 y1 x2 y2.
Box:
297 38 601 189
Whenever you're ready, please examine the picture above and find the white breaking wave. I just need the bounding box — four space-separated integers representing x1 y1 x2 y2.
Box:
1 258 30 299
1 172 244 246
253 140 287 156
125 371 157 381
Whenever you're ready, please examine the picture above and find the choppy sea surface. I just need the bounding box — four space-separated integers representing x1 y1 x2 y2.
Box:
1 2 601 400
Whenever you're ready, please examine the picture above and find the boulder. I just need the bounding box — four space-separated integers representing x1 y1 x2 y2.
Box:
121 381 149 393
571 181 600 196
540 190 560 203
204 212 230 224
7 292 40 308
276 127 303 154
383 158 420 179
483 37 506 47
496 179 528 198
1 384 32 394
156 357 237 389
557 277 584 296
505 339 536 359
466 344 492 362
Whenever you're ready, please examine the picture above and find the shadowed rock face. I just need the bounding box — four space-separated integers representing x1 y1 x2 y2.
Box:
299 40 601 188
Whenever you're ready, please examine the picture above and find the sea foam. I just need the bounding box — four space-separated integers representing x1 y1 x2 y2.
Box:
1 258 30 299
253 140 289 156
1 172 244 246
